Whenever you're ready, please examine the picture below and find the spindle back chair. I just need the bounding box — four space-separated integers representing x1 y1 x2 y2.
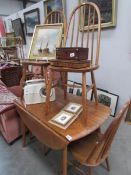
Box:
46 3 101 120
69 101 130 175
64 2 101 66
44 10 67 35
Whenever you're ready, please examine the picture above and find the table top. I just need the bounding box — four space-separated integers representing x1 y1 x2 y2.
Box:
14 88 111 143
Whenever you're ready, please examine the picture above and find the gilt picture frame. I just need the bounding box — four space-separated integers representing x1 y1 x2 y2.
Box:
80 0 117 29
28 24 63 60
44 0 66 18
24 8 40 36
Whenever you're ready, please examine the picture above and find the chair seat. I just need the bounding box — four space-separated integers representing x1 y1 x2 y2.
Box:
69 131 106 166
49 65 99 73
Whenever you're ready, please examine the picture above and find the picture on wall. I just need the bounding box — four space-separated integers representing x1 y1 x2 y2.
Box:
5 19 13 33
44 0 66 17
80 0 117 29
24 8 40 36
12 18 26 44
91 88 119 117
6 32 16 46
28 24 63 60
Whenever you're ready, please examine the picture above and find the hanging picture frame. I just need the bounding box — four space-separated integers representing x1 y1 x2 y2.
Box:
91 88 119 117
125 100 131 125
12 18 26 44
80 0 117 29
44 0 66 18
24 8 40 36
28 23 63 60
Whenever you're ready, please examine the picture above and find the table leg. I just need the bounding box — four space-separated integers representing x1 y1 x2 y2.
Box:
21 120 26 147
62 147 68 175
63 72 68 100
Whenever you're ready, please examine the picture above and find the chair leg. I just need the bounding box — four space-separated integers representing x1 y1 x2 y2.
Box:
82 72 87 123
105 158 110 171
91 71 98 104
63 72 68 100
45 70 53 114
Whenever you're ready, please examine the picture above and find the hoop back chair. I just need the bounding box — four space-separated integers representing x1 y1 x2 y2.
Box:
46 3 101 119
69 101 130 175
44 10 67 34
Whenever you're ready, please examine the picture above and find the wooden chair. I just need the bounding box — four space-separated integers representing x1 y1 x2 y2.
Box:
68 101 130 175
44 10 67 34
46 2 101 120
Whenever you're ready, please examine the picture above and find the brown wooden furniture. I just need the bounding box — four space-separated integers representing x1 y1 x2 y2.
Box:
0 37 24 62
125 99 131 125
14 88 111 175
69 101 129 175
44 10 67 34
0 66 22 87
20 60 50 90
46 3 101 121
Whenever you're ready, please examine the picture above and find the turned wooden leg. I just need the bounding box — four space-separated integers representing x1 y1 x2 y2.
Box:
21 120 26 147
82 72 87 123
62 147 68 175
105 158 110 171
91 71 98 104
20 65 27 100
63 72 68 100
88 167 92 175
46 70 53 114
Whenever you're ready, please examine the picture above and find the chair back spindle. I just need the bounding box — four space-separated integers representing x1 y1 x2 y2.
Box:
88 102 130 163
64 3 101 66
44 10 67 36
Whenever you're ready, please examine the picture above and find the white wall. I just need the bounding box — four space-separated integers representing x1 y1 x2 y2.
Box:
0 0 22 16
4 0 131 108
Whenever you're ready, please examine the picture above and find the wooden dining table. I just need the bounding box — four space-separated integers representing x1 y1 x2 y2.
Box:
14 88 111 175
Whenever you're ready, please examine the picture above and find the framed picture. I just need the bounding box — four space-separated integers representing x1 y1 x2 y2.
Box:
67 80 74 94
24 8 40 36
28 24 63 60
12 18 26 44
91 88 119 117
73 82 82 96
44 0 66 17
64 102 82 114
49 102 82 129
80 0 117 29
125 101 131 125
6 32 16 46
5 19 13 33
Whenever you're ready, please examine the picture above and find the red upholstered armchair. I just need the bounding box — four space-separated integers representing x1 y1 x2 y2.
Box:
0 81 21 144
